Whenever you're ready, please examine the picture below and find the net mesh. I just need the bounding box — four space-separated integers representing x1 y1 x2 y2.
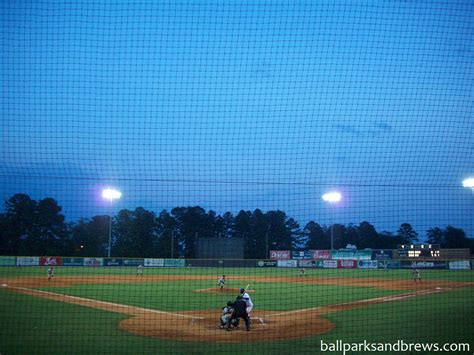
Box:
1 1 473 354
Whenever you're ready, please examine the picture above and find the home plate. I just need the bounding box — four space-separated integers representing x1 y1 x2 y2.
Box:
1 284 7 287
436 287 442 290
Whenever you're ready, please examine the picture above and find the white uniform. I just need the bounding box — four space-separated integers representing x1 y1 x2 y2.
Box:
242 292 253 313
218 276 225 288
47 267 54 281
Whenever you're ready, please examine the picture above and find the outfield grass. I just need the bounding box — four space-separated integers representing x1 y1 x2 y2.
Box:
3 265 474 282
1 266 473 354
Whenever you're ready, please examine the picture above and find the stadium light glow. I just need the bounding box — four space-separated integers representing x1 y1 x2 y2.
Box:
462 177 474 189
322 191 342 203
102 188 122 201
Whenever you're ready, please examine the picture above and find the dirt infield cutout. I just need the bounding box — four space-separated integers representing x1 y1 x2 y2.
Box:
193 287 255 294
2 275 472 343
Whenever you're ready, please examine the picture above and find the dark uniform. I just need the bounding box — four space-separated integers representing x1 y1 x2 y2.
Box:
228 297 251 331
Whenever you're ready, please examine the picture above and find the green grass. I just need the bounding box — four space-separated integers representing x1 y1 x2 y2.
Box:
1 266 473 354
39 281 402 311
2 265 473 282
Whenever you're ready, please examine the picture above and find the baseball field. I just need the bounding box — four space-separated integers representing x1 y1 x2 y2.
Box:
0 266 473 354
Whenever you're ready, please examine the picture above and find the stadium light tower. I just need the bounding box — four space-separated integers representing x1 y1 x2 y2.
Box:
102 188 122 258
322 191 342 251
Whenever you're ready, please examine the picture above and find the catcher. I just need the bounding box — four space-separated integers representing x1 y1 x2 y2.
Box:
220 301 239 329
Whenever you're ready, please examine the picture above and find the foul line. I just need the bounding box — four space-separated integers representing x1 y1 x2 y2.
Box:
7 285 204 320
267 288 444 318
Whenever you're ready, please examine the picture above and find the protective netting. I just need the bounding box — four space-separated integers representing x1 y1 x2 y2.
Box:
1 1 473 354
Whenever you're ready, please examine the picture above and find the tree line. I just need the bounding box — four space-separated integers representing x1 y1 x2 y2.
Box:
0 193 472 257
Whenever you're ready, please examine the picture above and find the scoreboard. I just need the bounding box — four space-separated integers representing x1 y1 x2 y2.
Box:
397 244 440 258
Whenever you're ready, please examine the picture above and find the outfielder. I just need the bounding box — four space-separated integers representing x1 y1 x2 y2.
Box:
136 264 143 276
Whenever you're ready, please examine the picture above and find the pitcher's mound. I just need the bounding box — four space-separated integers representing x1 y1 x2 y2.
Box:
194 287 255 294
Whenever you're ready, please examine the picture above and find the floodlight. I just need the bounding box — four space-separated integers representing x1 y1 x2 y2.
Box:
321 191 342 203
462 178 474 189
102 188 122 200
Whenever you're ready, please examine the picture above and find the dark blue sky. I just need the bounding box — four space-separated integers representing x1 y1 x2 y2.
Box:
2 1 473 239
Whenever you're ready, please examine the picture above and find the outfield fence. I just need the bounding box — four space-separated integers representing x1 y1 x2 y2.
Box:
2 255 472 270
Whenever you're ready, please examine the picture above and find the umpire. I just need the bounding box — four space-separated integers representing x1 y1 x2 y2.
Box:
227 295 251 331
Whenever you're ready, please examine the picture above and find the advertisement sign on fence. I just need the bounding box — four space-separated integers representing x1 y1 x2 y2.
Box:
291 251 312 260
103 258 123 266
358 260 378 269
400 261 447 269
332 250 372 260
40 257 62 266
84 258 103 267
17 257 39 266
448 260 471 270
322 260 338 269
378 260 400 269
0 256 16 266
122 259 143 266
62 258 84 266
270 250 290 260
372 250 393 260
164 259 185 267
338 260 357 268
298 259 313 267
144 258 164 267
257 260 278 267
314 260 323 268
311 250 331 259
277 259 297 268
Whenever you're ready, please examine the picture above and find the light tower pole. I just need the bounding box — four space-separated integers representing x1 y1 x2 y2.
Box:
322 191 342 251
102 188 122 258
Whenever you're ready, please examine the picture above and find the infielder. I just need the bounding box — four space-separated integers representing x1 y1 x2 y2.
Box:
239 287 253 314
412 268 421 282
47 266 54 282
